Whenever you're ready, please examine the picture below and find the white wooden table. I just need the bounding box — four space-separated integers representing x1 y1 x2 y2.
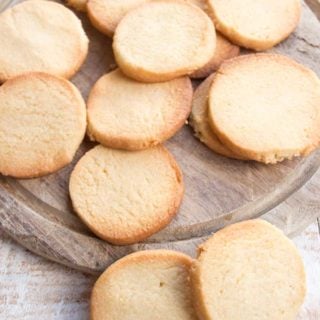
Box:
0 221 319 319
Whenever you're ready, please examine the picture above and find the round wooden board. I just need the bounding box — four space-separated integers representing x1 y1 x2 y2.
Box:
0 0 320 274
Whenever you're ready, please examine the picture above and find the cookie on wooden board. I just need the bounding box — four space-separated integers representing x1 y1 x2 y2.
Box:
87 0 207 37
69 145 184 245
0 0 88 83
113 0 216 82
191 219 306 320
191 33 240 79
87 69 192 150
189 74 246 159
206 0 301 50
0 73 86 178
208 53 320 164
91 250 197 320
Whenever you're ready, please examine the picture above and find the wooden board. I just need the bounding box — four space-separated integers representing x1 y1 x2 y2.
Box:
0 0 320 274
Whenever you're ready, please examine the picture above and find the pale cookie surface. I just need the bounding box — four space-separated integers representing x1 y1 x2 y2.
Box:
87 69 192 150
0 73 86 178
87 0 207 37
208 54 320 164
189 74 245 159
66 0 88 12
0 0 88 82
191 33 240 79
91 250 197 320
113 0 216 82
69 145 184 245
207 0 301 50
191 220 306 320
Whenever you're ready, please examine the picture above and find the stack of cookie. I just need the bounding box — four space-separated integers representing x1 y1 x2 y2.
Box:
69 0 320 164
0 0 244 246
190 53 320 163
0 0 203 245
0 1 313 319
77 0 216 245
1 0 320 245
91 220 307 320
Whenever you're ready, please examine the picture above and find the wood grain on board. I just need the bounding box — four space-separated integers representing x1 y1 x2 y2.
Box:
0 0 320 274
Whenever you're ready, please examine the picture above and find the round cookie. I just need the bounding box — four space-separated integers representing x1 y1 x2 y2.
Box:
113 0 216 82
87 0 207 37
69 145 184 245
66 0 88 12
0 0 88 83
191 33 240 79
189 74 245 160
206 0 301 50
0 73 86 178
87 0 149 37
91 250 197 320
87 69 193 150
208 54 320 164
191 219 306 320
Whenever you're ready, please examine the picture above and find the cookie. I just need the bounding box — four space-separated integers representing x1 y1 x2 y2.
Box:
91 250 197 320
87 0 206 37
69 145 184 245
0 0 88 83
208 54 320 163
113 0 216 82
191 33 240 79
87 0 149 37
0 73 86 178
87 69 192 150
66 0 88 12
206 0 301 50
189 74 245 159
191 219 306 320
